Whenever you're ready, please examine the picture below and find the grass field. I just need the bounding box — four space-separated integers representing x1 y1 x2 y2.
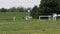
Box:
0 12 60 34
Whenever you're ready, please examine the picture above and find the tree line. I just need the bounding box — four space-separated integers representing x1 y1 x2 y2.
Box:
0 0 60 19
30 0 60 18
0 7 29 12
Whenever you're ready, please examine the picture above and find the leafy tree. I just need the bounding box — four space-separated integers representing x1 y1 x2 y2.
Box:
30 6 39 18
39 0 59 15
0 8 7 12
8 7 18 12
17 7 26 12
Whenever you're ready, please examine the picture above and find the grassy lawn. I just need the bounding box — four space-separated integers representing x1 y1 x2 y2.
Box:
0 12 60 34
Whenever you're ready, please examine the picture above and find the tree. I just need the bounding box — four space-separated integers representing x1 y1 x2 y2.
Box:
8 7 18 12
39 0 59 15
17 7 26 12
0 8 7 12
30 6 39 18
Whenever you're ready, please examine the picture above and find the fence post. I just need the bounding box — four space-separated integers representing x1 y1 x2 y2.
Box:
39 16 40 20
48 16 51 20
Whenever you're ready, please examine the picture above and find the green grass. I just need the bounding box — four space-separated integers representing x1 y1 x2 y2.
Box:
0 12 60 34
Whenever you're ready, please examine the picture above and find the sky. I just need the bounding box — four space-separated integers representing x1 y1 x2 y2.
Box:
0 0 40 9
